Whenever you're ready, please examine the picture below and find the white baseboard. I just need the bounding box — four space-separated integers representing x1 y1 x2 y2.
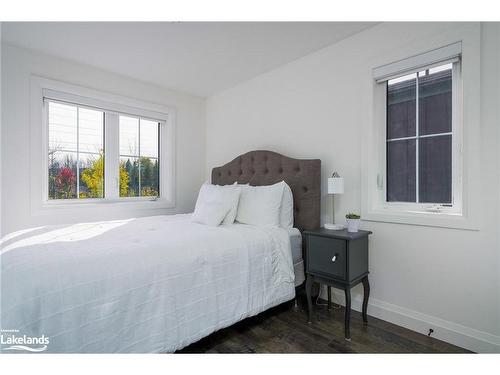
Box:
320 287 500 353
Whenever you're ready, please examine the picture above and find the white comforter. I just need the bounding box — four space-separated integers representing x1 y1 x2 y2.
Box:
0 214 295 353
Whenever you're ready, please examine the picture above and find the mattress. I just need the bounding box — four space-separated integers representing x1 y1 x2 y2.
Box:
0 214 296 353
287 228 305 287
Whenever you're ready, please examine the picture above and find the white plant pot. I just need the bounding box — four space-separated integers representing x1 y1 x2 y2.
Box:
346 218 361 233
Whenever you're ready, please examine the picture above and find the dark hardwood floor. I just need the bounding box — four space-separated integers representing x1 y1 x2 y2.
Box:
178 296 471 353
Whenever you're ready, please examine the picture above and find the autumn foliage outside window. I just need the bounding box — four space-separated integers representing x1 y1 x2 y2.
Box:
119 115 160 198
48 101 105 199
48 101 160 200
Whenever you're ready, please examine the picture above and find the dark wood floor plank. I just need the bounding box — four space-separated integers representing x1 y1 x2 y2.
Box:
177 297 471 354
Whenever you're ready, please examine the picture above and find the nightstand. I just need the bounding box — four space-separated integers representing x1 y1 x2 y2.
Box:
303 228 372 340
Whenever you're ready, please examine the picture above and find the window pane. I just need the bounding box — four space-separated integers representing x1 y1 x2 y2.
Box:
140 157 159 197
419 65 452 135
419 135 452 203
387 75 416 139
49 102 77 152
79 108 104 153
79 153 104 199
120 157 139 197
48 151 77 199
48 102 105 200
119 117 160 199
119 116 139 156
140 120 159 158
387 139 416 202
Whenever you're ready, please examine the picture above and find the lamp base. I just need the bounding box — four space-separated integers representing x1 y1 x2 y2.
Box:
324 223 344 230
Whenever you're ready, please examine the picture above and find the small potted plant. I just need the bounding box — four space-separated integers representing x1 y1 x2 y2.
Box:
345 213 361 233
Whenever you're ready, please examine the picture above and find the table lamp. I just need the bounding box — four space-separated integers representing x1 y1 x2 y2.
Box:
324 172 344 230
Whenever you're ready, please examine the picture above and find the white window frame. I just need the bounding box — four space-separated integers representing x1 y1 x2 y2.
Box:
361 26 481 230
30 77 176 213
378 59 463 215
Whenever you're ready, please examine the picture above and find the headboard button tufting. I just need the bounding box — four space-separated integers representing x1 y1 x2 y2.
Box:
210 150 320 232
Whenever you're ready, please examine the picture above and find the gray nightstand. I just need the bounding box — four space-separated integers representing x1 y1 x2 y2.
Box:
303 228 372 340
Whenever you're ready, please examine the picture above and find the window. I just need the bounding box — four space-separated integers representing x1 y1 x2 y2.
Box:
362 29 481 230
42 87 171 205
119 116 160 198
48 101 105 200
386 63 453 205
371 42 463 216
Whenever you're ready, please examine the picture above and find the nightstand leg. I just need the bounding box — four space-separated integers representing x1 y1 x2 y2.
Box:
344 288 351 340
327 286 332 310
362 276 370 323
306 276 313 323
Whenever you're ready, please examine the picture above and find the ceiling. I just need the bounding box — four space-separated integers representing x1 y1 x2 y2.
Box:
2 22 377 97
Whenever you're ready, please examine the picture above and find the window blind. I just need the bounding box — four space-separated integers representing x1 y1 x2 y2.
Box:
43 88 168 122
373 42 462 83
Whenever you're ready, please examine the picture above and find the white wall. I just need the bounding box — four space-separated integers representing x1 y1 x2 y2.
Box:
206 22 500 352
1 43 206 234
0 24 2 237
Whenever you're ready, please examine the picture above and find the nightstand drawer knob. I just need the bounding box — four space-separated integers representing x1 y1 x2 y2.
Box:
331 254 337 262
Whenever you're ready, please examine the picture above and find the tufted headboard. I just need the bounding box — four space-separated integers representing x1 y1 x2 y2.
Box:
211 150 321 231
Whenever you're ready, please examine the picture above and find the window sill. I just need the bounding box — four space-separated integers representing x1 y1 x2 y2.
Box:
362 207 479 231
38 197 174 212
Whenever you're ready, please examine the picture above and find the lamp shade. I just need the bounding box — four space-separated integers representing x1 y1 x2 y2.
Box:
328 177 344 194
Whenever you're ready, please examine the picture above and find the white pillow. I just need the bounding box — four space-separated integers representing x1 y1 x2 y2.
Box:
192 202 230 226
236 181 285 227
280 182 294 228
193 183 241 225
234 181 293 228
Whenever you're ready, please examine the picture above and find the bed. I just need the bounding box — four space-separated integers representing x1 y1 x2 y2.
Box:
0 150 320 353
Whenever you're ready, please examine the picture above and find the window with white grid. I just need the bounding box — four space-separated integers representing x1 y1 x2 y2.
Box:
44 94 168 203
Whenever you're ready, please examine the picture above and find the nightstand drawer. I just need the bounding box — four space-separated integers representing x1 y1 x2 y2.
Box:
307 236 346 279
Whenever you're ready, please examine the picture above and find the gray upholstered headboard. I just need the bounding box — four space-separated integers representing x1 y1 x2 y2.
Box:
211 150 321 231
